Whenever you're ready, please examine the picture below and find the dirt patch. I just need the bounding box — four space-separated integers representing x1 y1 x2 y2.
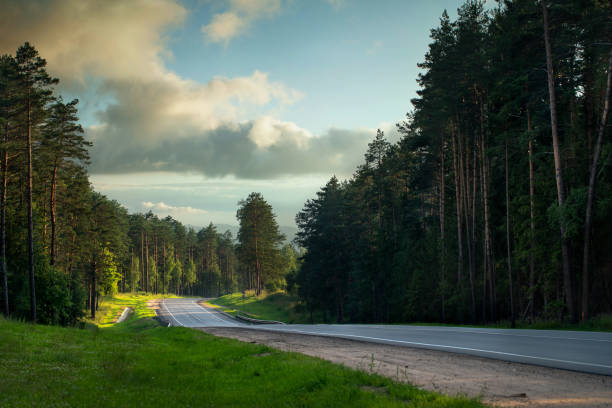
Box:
201 327 612 408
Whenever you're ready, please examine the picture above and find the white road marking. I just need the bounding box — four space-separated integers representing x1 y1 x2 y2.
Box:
162 299 183 327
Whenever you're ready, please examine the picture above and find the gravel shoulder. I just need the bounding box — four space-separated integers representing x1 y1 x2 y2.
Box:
201 327 612 408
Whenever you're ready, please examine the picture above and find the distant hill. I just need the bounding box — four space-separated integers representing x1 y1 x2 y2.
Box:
187 223 298 245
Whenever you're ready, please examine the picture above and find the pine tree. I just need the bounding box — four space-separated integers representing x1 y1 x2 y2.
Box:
15 43 58 322
237 193 284 295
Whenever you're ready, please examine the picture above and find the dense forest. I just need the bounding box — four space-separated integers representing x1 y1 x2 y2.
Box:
2 0 611 327
295 0 611 324
0 43 298 324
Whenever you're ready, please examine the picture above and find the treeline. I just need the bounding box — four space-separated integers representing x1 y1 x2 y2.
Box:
296 0 611 324
0 43 297 324
124 211 298 301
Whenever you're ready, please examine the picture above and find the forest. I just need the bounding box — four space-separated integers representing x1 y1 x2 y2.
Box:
0 43 298 324
295 0 611 325
2 0 611 327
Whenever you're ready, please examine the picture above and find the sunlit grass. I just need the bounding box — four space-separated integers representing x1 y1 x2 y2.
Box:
88 292 181 327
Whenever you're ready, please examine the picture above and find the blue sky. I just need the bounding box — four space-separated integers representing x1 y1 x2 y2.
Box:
166 0 463 133
1 0 470 227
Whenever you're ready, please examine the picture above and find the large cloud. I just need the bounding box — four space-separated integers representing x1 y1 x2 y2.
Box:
89 116 376 179
91 70 302 143
0 0 185 86
1 0 383 181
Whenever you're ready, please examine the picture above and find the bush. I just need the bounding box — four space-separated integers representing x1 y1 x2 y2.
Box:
9 249 85 326
36 262 86 326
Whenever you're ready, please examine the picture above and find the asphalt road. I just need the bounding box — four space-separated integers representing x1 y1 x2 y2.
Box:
161 298 240 327
162 298 612 376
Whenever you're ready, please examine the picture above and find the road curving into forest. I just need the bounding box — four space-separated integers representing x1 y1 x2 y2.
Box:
161 298 612 376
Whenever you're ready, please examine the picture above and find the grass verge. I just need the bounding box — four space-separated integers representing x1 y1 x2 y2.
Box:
213 291 319 323
0 295 484 408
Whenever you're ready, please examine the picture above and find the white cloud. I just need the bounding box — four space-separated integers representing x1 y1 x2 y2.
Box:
201 0 282 44
201 12 245 44
0 0 185 86
142 201 208 215
94 70 302 147
248 116 312 149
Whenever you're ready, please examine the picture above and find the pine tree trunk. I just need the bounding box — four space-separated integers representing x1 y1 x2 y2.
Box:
145 232 148 293
27 93 36 323
254 216 261 296
90 259 96 319
141 230 144 292
542 0 575 321
440 133 446 322
472 131 486 323
528 107 536 319
1 129 8 317
163 243 167 295
582 48 612 321
479 94 495 322
460 126 476 323
472 131 487 321
49 164 57 265
451 122 464 288
506 141 515 327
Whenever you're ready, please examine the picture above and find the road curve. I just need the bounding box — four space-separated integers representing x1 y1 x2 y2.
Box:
162 298 612 376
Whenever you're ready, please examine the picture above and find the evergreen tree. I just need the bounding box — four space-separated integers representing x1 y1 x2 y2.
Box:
237 193 284 295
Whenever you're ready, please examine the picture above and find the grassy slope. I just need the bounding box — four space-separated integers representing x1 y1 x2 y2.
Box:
215 291 612 331
213 291 313 323
0 295 483 408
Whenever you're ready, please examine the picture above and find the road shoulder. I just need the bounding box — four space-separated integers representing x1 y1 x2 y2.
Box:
201 327 612 408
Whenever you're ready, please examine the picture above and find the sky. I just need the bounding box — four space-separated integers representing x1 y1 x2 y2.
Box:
0 0 468 227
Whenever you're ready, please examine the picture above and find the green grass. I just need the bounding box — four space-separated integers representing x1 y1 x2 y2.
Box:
0 295 484 408
213 291 314 323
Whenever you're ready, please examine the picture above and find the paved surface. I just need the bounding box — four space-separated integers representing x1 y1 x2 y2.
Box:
161 298 239 327
162 298 612 376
